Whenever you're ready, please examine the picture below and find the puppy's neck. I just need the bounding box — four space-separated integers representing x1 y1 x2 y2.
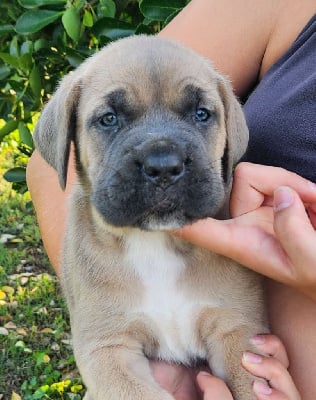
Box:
123 230 186 280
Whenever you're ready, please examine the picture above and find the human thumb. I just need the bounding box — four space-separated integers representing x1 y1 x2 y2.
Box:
273 186 316 261
196 372 233 399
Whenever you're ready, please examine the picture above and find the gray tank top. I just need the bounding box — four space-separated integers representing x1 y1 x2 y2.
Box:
243 14 316 182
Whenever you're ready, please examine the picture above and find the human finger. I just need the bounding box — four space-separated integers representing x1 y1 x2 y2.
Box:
171 206 274 265
242 353 301 400
273 187 316 295
231 163 316 217
150 361 199 400
252 380 299 400
250 335 289 368
196 372 233 400
171 188 316 292
307 205 316 229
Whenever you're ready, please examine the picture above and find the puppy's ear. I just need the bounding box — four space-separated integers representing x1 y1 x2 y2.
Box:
217 77 249 182
34 73 81 190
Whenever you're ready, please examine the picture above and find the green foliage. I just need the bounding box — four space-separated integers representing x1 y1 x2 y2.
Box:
0 144 83 399
0 0 190 189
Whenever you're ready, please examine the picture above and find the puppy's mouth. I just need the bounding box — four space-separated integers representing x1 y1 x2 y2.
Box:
91 138 226 230
92 176 222 231
132 193 187 231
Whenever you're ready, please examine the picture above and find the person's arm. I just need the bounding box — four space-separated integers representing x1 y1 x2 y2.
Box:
173 163 316 301
26 148 77 272
160 0 280 97
160 0 316 96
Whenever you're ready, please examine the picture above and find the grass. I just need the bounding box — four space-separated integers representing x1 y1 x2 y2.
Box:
0 140 85 399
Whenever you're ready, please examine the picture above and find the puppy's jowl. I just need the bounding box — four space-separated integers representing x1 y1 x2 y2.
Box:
34 35 268 400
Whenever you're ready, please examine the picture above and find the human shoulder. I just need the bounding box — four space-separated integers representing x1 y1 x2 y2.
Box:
261 0 316 77
161 0 315 97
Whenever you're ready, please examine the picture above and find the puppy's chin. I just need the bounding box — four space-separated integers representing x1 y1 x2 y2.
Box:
91 203 190 233
138 215 186 231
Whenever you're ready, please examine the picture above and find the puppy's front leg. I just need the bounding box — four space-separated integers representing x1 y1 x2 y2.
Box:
74 337 174 400
198 307 267 400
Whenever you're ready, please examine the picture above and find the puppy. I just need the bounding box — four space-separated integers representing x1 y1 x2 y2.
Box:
34 35 268 400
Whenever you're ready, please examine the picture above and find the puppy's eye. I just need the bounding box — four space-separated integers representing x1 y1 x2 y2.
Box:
194 108 210 122
99 112 118 127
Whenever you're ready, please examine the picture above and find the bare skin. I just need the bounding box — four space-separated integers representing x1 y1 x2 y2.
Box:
173 163 316 398
150 335 301 399
27 0 316 398
176 164 316 301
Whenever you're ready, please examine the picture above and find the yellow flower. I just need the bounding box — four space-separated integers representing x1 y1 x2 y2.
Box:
51 380 71 393
71 384 83 393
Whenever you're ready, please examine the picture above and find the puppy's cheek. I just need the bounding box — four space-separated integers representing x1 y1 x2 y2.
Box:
91 181 146 228
185 174 226 217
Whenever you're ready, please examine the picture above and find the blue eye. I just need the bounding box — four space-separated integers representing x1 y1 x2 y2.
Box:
100 112 118 127
195 108 210 122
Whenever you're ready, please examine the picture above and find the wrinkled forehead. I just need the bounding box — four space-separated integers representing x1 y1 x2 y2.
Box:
78 37 222 117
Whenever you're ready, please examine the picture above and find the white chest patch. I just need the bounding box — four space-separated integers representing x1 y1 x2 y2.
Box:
123 231 208 364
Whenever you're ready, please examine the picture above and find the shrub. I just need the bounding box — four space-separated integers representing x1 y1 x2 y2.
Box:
0 0 189 191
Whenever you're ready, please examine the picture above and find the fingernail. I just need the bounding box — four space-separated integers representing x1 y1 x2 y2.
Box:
250 335 266 345
198 371 211 377
253 380 272 396
274 186 294 212
308 181 316 191
197 371 212 381
243 352 263 364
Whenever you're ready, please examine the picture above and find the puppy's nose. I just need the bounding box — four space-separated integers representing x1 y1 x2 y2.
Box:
142 150 184 185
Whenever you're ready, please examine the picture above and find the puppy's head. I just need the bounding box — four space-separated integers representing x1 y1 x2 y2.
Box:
34 35 248 230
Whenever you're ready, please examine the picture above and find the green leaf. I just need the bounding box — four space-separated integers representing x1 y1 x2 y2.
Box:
164 8 183 25
135 23 155 35
83 10 94 27
0 24 15 36
0 53 20 69
19 53 33 71
115 0 132 12
19 122 34 149
139 0 186 21
33 38 49 52
10 36 20 58
0 120 19 142
92 17 135 40
0 66 11 80
62 8 81 42
65 48 86 68
3 167 26 183
17 0 65 9
97 0 116 18
15 10 63 35
74 0 86 10
20 40 33 56
29 65 41 98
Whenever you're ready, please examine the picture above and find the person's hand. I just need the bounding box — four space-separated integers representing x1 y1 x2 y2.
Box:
150 335 300 399
150 362 201 400
241 334 301 400
198 335 301 399
150 360 235 400
198 334 301 399
172 163 316 300
197 373 233 399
